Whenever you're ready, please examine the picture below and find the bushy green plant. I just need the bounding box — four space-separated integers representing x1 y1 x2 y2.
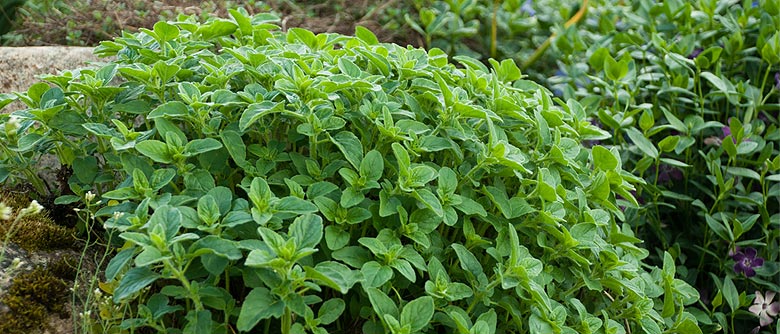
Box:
0 9 704 334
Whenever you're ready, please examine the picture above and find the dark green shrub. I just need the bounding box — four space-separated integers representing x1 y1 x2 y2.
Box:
0 0 26 36
544 0 780 333
0 9 702 334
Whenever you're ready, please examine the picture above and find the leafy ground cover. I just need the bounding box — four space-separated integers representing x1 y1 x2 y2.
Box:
0 1 779 334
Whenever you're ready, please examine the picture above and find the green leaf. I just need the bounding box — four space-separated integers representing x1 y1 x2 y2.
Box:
591 145 618 171
725 166 761 180
191 236 242 260
625 127 658 159
290 214 323 250
360 150 384 182
307 181 339 199
288 27 318 49
721 136 737 158
73 156 99 183
236 287 284 331
639 109 654 131
152 61 181 84
400 296 434 332
662 252 675 279
453 197 487 216
113 267 160 302
136 140 172 163
412 189 443 217
409 165 438 187
451 244 483 279
318 298 345 325
239 101 284 132
198 19 238 40
220 130 247 166
331 131 364 170
355 26 379 45
308 261 359 293
102 187 138 200
392 142 411 172
657 136 680 153
325 225 350 250
704 214 732 242
150 168 176 191
153 21 180 42
338 58 362 78
54 195 81 205
197 195 220 225
589 47 610 72
700 72 732 97
228 8 252 36
183 138 223 156
722 276 739 313
154 118 187 143
361 261 393 288
82 122 119 137
604 54 628 81
183 310 212 334
366 287 399 319
105 248 136 281
275 196 318 214
437 167 457 196
639 318 662 334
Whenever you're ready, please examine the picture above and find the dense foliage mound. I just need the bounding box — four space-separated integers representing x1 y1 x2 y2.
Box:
0 10 703 334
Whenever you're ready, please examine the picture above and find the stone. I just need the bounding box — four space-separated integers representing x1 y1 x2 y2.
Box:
0 46 111 114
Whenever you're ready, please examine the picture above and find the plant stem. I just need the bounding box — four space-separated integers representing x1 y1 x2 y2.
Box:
282 307 292 334
491 0 498 59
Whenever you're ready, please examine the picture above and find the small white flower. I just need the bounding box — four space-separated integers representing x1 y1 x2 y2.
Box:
85 191 95 203
93 288 103 298
20 200 44 216
749 291 780 327
112 212 123 220
5 115 20 133
0 203 12 220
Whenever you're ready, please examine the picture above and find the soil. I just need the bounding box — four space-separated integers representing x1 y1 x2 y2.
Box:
7 0 420 47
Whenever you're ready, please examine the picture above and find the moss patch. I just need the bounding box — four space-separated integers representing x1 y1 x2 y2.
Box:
0 191 75 251
0 266 70 334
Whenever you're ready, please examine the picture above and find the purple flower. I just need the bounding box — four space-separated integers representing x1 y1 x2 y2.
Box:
732 247 764 277
749 291 780 327
727 245 741 258
521 0 536 16
656 164 683 184
722 126 731 138
774 72 780 90
688 48 703 59
722 123 753 143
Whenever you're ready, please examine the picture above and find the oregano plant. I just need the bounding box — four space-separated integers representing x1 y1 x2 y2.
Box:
0 8 704 334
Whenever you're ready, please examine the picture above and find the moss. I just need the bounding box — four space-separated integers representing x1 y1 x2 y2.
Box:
47 256 78 281
0 191 76 251
0 266 69 334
